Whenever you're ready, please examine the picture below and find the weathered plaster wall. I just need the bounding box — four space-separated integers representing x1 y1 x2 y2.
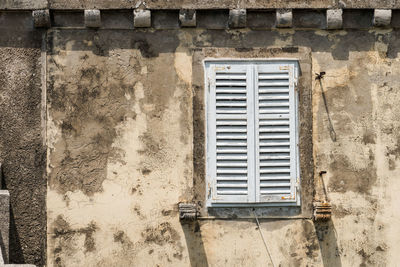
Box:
0 12 46 266
46 30 193 266
45 27 400 267
312 31 400 266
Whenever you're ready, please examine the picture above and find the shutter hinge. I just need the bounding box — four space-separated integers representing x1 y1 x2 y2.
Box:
207 183 212 199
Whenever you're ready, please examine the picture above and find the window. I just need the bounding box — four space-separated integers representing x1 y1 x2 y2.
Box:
205 60 300 207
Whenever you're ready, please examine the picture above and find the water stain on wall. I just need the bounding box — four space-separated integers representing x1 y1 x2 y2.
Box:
48 49 137 196
51 215 98 266
328 153 377 194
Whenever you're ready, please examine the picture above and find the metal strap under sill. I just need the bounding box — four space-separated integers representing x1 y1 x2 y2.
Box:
197 216 312 220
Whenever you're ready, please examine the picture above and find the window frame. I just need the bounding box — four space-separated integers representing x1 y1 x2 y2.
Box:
204 59 301 208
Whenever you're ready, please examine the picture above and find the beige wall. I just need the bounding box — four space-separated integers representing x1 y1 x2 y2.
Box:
46 28 400 266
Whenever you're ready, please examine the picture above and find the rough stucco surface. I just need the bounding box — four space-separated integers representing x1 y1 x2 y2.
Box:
44 27 400 267
0 23 46 265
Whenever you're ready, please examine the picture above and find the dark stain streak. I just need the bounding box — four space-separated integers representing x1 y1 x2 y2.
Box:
328 153 377 194
142 222 180 246
234 47 253 52
60 121 76 136
51 215 98 266
302 220 319 259
386 138 400 159
385 136 400 170
358 248 372 267
141 168 152 175
48 57 136 196
134 40 157 58
173 252 183 260
114 230 133 248
389 158 396 170
282 46 299 53
362 131 376 145
332 204 351 218
162 209 172 216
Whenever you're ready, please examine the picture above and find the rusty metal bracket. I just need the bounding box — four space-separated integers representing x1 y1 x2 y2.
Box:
313 201 332 221
178 203 198 222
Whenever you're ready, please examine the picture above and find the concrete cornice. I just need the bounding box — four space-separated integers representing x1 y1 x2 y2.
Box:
1 0 399 11
2 8 398 30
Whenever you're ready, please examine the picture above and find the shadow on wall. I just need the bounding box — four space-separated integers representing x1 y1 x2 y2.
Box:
314 220 342 267
0 168 25 264
9 207 25 263
43 29 400 61
181 221 209 267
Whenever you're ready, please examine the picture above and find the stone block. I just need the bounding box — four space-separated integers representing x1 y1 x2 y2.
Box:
247 10 275 29
153 10 179 29
327 9 343 29
390 9 400 28
276 9 292 28
374 9 392 27
179 9 196 27
228 9 246 28
343 9 374 29
293 9 326 28
0 190 9 264
197 10 228 29
32 9 50 28
134 9 151 28
101 10 133 29
53 11 84 28
84 9 101 28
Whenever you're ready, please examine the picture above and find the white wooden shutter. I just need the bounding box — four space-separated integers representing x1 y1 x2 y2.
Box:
255 63 299 204
206 63 255 204
206 60 299 207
